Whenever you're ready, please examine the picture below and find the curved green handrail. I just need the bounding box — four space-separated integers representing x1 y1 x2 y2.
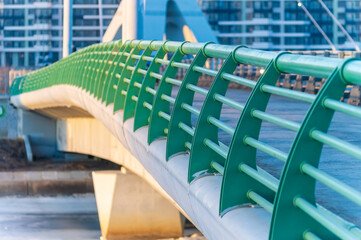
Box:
10 40 361 240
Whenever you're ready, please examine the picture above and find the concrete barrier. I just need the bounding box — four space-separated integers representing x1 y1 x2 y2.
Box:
0 170 93 196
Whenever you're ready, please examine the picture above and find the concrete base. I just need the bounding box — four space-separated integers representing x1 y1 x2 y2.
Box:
92 170 185 240
17 109 57 159
0 170 93 196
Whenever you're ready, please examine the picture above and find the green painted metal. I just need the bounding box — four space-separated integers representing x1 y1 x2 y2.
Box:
95 42 118 100
80 46 95 90
270 58 360 240
220 53 287 214
123 44 154 121
188 46 239 182
166 42 209 159
10 40 361 240
147 42 184 143
78 47 91 89
91 43 111 96
87 44 102 94
101 40 123 103
113 41 141 112
105 40 132 105
84 44 100 92
133 41 167 131
0 105 5 118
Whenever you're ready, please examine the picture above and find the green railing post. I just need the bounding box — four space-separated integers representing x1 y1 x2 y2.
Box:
104 40 132 105
123 41 155 122
220 53 288 214
166 42 211 159
101 40 123 103
113 40 141 112
188 46 242 182
84 44 101 92
95 42 119 100
90 43 112 96
270 58 360 240
133 41 167 131
147 42 185 144
80 46 95 90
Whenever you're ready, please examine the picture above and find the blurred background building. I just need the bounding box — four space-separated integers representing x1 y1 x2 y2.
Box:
198 0 361 50
0 0 120 68
0 0 360 68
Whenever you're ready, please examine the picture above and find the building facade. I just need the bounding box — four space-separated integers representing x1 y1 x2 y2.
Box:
0 0 360 68
198 0 361 51
0 0 119 67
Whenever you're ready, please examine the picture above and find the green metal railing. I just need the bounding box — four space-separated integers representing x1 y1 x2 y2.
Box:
10 39 361 240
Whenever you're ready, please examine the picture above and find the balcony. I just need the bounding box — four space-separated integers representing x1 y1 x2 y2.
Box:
219 18 272 26
252 30 273 36
33 34 51 41
33 23 52 30
33 44 51 51
33 1 52 8
250 41 274 49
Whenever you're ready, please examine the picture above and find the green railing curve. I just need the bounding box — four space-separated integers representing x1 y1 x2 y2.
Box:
10 39 361 240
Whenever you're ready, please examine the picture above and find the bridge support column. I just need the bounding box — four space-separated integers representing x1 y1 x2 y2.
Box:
93 170 185 240
17 109 57 159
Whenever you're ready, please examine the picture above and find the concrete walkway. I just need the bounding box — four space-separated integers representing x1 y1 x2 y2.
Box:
0 195 101 240
0 195 205 240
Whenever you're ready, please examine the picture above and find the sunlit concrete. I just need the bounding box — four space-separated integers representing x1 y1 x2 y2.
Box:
93 171 184 239
57 118 187 239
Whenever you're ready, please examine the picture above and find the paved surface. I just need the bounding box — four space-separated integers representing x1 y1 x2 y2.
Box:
0 195 101 240
0 195 205 240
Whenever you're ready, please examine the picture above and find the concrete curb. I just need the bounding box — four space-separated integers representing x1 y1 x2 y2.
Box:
0 170 93 196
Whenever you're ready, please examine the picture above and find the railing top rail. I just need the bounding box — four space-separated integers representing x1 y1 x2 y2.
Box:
129 40 361 83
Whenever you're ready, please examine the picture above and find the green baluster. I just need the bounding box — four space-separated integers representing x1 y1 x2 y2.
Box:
133 41 168 131
104 40 132 106
71 48 85 87
80 46 95 90
90 43 111 96
220 52 287 214
123 41 155 122
166 42 210 160
82 45 95 92
68 51 79 86
113 40 141 112
188 46 244 182
86 44 102 93
100 40 123 103
147 41 185 144
270 58 359 240
95 42 118 100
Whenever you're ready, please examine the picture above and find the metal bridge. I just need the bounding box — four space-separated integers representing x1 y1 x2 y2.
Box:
10 40 361 240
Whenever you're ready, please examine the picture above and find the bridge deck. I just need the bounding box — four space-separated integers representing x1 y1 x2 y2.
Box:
10 40 361 240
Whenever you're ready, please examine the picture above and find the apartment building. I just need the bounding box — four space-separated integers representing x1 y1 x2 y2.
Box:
0 0 119 67
0 0 360 68
198 0 361 51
